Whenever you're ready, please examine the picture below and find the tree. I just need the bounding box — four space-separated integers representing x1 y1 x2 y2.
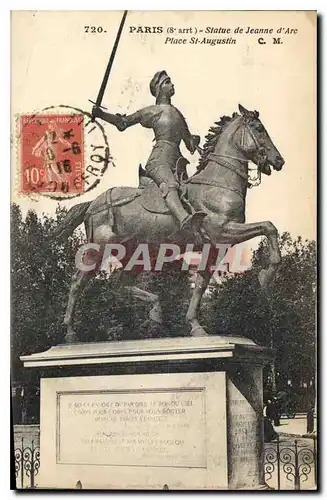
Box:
145 261 192 337
11 204 84 381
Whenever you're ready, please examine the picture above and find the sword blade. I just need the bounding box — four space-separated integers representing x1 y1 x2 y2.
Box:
95 10 128 107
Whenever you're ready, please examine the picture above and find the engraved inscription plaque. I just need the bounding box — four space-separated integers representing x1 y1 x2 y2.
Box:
57 389 206 468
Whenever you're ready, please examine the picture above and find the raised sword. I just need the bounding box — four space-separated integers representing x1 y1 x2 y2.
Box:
90 10 128 121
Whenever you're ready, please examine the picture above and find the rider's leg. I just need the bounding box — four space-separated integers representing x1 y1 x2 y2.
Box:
147 164 205 231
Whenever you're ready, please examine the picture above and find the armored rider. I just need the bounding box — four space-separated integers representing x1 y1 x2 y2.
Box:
92 70 206 231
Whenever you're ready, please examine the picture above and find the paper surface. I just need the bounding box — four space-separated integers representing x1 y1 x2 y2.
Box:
11 10 317 491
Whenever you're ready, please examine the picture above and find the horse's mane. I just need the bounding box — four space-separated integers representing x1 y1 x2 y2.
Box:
197 112 239 171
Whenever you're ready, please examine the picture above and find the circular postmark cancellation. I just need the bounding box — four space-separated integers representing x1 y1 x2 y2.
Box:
18 105 112 200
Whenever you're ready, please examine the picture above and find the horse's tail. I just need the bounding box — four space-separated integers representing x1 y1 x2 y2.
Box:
52 201 91 240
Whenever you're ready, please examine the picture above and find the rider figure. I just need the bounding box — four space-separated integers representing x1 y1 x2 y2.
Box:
92 70 206 231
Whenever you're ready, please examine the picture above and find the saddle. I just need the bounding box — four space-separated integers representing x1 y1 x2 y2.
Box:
138 163 191 215
85 164 191 223
140 184 171 214
138 165 169 214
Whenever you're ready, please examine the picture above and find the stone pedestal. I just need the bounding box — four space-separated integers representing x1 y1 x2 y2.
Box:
21 335 273 490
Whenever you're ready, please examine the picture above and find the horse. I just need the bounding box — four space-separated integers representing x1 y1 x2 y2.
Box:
54 104 284 343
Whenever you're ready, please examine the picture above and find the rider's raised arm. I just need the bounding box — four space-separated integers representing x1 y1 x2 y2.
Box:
92 107 141 131
92 106 156 131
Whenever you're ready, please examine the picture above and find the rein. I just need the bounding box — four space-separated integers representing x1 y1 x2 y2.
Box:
186 176 244 200
206 152 248 181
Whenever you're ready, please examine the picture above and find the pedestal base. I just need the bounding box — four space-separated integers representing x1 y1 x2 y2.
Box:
21 335 273 490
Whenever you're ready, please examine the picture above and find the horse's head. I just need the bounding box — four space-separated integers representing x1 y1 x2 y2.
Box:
238 104 284 175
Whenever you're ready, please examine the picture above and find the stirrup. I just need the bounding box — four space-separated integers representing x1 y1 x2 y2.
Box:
180 214 193 232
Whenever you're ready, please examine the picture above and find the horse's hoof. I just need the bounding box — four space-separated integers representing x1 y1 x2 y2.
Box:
149 307 163 325
190 325 209 337
140 319 163 338
63 331 79 344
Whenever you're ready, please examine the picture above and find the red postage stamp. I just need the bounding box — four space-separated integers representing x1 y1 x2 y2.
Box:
20 114 85 195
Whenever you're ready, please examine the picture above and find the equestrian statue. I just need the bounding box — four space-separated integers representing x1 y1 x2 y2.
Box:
54 70 285 343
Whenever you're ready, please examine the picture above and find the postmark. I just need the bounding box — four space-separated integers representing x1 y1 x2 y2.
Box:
17 105 112 200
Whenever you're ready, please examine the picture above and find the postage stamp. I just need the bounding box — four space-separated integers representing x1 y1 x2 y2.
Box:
18 105 112 200
20 113 85 195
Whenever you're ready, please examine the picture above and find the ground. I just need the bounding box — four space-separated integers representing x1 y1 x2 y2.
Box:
273 414 317 438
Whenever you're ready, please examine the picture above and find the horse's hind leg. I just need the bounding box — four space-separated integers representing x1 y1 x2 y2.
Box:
62 217 98 343
186 270 212 336
63 269 92 343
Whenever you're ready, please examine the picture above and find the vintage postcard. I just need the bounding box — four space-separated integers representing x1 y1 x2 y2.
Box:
11 11 317 490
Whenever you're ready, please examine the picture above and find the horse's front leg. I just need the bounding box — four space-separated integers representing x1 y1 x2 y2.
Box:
206 219 281 289
186 270 213 336
63 269 92 343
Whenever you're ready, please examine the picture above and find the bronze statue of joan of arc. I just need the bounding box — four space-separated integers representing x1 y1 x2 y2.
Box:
92 70 206 231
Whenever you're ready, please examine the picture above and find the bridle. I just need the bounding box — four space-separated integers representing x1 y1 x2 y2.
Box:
241 119 269 187
204 118 268 188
